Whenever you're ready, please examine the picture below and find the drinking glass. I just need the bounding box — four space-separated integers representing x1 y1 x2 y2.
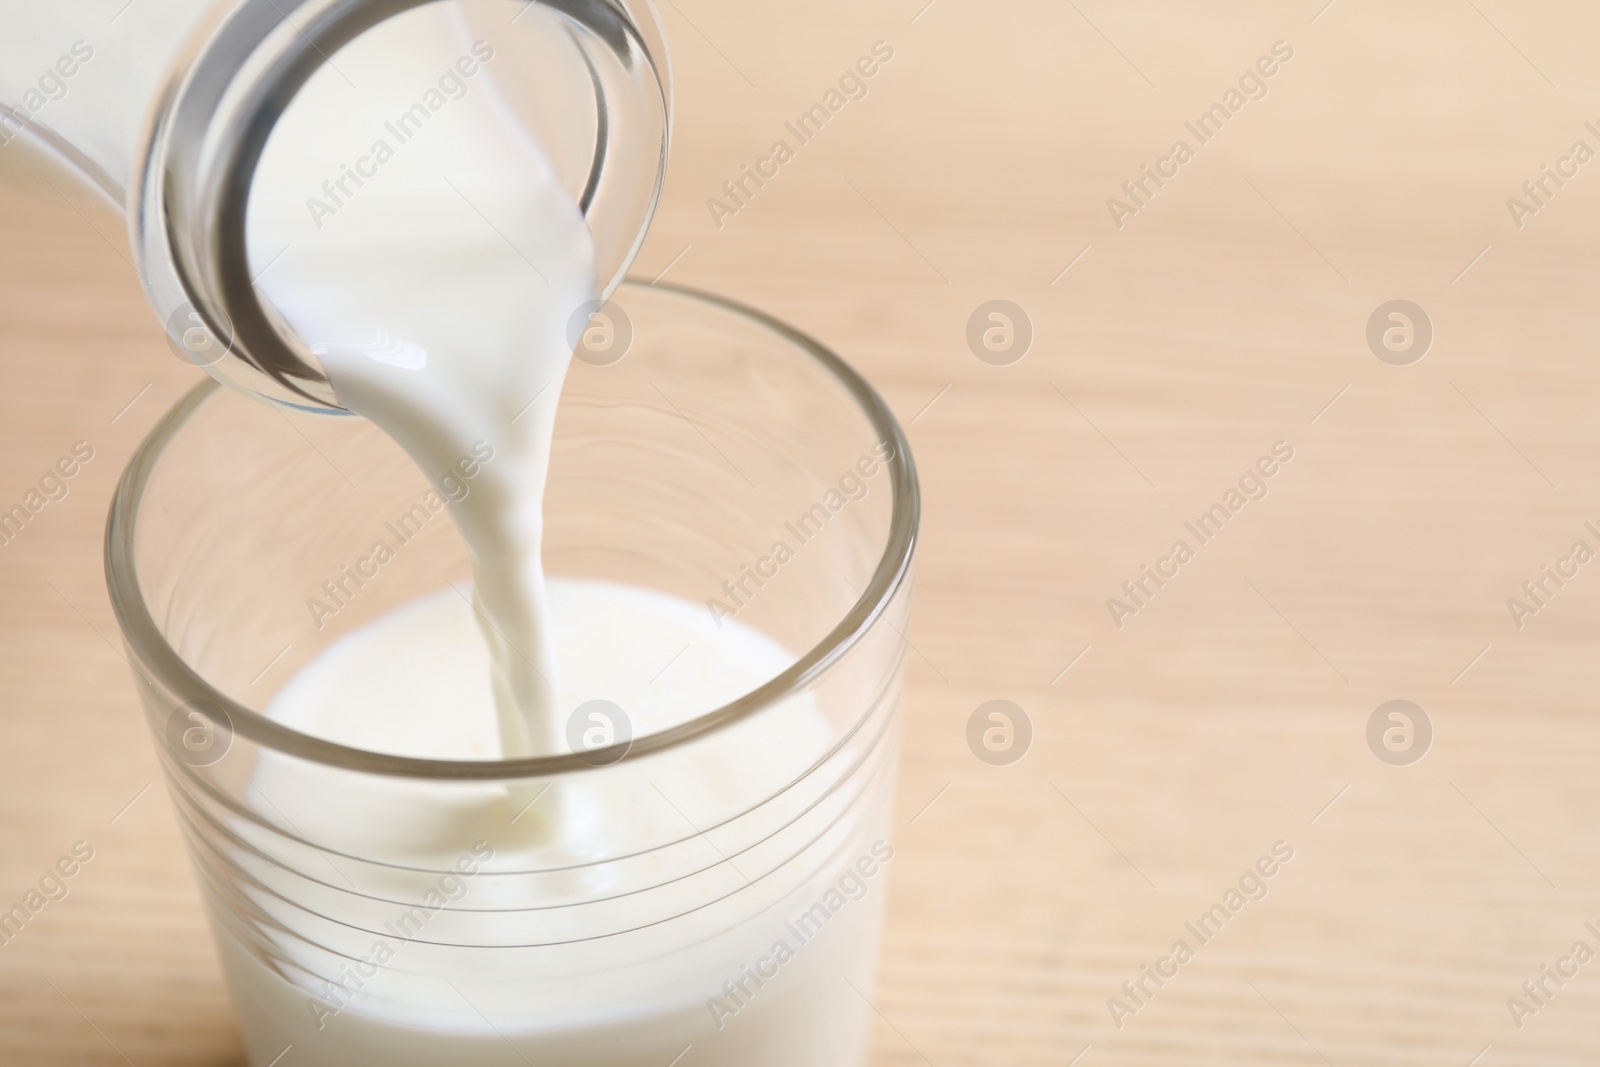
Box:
105 280 919 1066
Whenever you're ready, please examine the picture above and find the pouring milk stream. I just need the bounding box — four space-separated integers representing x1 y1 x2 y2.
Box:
248 12 593 759
3 0 656 759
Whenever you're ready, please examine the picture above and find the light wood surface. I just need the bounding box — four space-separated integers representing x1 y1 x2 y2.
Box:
7 1 1600 1063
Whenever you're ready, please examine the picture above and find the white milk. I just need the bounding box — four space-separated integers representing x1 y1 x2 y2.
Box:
235 580 890 1066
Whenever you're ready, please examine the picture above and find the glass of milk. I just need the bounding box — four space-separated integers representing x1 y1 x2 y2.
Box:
106 280 919 1067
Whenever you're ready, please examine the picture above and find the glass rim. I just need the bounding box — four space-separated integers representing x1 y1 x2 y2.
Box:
105 279 920 781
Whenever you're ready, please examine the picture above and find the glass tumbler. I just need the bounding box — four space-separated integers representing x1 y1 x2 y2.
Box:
105 281 919 1066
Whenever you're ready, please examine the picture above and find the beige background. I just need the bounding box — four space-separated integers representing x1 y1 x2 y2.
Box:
5 0 1600 1063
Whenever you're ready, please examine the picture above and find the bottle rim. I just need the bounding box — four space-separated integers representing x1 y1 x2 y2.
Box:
130 0 672 411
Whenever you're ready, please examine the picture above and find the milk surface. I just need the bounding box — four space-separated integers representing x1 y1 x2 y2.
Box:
238 581 886 1067
269 578 802 760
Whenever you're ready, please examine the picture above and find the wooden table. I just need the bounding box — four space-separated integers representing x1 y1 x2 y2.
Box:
5 1 1600 1063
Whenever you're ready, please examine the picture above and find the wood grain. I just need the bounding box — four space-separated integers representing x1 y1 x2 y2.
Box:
5 1 1600 1063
